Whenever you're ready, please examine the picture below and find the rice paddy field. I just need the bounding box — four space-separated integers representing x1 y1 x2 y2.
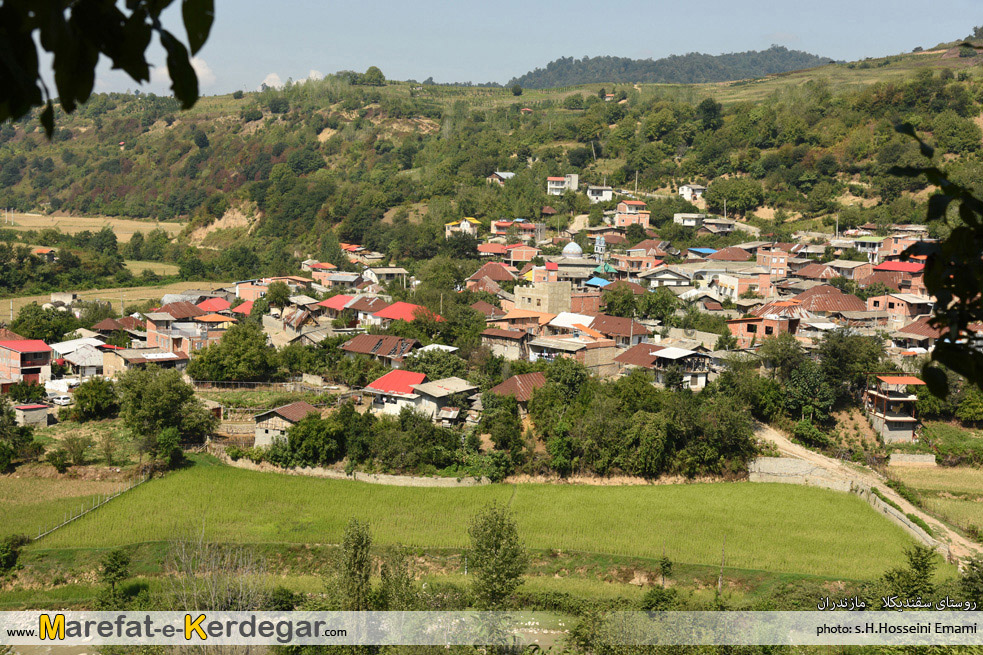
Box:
0 477 126 540
19 460 918 581
890 465 983 533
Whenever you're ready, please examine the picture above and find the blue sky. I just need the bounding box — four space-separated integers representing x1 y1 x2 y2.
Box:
88 0 979 95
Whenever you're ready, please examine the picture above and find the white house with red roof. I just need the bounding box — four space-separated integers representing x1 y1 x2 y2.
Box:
0 339 52 384
371 301 444 328
363 370 428 416
546 174 579 196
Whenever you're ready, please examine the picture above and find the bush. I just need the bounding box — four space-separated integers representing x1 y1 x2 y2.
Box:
641 586 679 611
156 428 182 468
887 478 921 507
907 513 934 537
46 448 70 473
0 534 30 573
791 420 831 449
871 487 902 512
61 436 92 466
232 90 244 100
72 378 119 422
226 445 244 461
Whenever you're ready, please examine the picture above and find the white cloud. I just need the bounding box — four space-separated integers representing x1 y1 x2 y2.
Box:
150 64 171 88
191 57 216 87
260 72 283 90
308 69 324 81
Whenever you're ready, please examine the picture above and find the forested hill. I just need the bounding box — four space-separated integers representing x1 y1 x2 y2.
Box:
508 46 833 88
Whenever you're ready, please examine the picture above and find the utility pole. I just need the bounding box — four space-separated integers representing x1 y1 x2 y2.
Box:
634 170 639 195
723 198 727 220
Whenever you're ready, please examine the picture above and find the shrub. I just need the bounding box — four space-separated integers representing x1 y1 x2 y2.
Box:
641 586 679 611
46 448 70 473
791 420 831 449
61 436 93 466
871 487 902 512
226 445 244 461
886 478 921 507
232 90 244 100
0 534 30 573
906 513 934 537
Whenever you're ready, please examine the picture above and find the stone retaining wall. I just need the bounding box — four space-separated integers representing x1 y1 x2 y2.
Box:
209 446 490 487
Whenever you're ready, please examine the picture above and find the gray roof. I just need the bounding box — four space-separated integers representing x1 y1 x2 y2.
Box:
144 312 174 321
64 344 104 367
411 377 478 398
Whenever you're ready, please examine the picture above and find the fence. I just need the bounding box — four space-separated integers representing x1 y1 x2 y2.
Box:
33 474 149 542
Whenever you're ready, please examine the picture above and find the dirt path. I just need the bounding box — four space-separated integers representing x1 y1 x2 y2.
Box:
568 213 589 233
755 422 981 562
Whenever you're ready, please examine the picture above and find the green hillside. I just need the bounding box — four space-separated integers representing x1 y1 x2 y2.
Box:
0 46 981 290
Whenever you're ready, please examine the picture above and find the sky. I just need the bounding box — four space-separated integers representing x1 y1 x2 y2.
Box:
86 0 980 95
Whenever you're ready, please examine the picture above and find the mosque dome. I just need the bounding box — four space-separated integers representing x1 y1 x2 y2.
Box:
561 241 583 256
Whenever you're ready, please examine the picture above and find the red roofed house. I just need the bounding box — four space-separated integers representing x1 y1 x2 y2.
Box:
467 262 517 290
363 370 428 416
477 242 509 257
371 302 444 328
613 200 650 229
866 294 933 319
316 294 354 320
0 340 52 383
872 261 926 294
196 297 232 313
546 174 579 196
231 300 254 315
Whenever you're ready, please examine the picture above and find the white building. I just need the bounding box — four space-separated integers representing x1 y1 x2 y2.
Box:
547 174 579 196
673 213 707 228
586 185 613 203
679 184 706 202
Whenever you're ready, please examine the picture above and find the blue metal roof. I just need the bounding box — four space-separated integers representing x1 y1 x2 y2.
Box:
688 247 718 255
584 277 611 287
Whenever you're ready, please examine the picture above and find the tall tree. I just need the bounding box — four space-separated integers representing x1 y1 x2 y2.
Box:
467 503 528 610
340 518 373 611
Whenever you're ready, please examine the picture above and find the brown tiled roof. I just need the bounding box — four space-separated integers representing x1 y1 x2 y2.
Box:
346 296 390 314
117 316 144 331
91 318 123 332
706 246 752 262
702 301 724 311
471 301 505 318
468 262 517 283
155 301 205 320
856 271 903 292
794 263 838 280
0 327 25 340
340 334 418 361
588 314 649 338
470 277 504 295
791 288 866 313
896 316 942 339
489 372 547 403
614 343 666 368
481 328 528 340
258 401 320 424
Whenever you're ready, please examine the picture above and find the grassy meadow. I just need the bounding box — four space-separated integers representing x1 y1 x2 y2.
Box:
23 459 918 580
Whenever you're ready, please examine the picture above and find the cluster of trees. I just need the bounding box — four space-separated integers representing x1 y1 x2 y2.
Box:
508 47 831 88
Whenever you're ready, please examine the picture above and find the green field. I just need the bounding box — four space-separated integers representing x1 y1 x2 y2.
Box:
21 460 917 580
890 465 983 532
0 477 128 540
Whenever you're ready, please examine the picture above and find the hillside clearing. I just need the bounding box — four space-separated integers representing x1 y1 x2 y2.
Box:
28 461 917 580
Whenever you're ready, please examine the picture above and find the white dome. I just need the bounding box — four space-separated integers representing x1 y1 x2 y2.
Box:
561 241 583 256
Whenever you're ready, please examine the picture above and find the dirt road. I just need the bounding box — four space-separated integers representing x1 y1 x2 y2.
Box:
755 422 981 562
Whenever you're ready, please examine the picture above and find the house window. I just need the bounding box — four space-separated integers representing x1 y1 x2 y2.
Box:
873 301 880 308
747 324 757 333
888 302 895 309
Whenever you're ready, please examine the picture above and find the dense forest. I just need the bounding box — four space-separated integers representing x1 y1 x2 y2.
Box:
508 46 833 88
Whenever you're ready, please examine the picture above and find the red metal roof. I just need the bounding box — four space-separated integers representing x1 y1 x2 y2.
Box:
547 176 566 181
876 375 925 386
874 261 924 273
340 334 418 360
373 301 444 322
231 301 254 314
317 294 354 311
15 404 48 410
197 297 231 312
477 243 508 255
365 370 427 396
622 200 647 206
0 339 51 353
309 262 337 270
544 262 558 271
